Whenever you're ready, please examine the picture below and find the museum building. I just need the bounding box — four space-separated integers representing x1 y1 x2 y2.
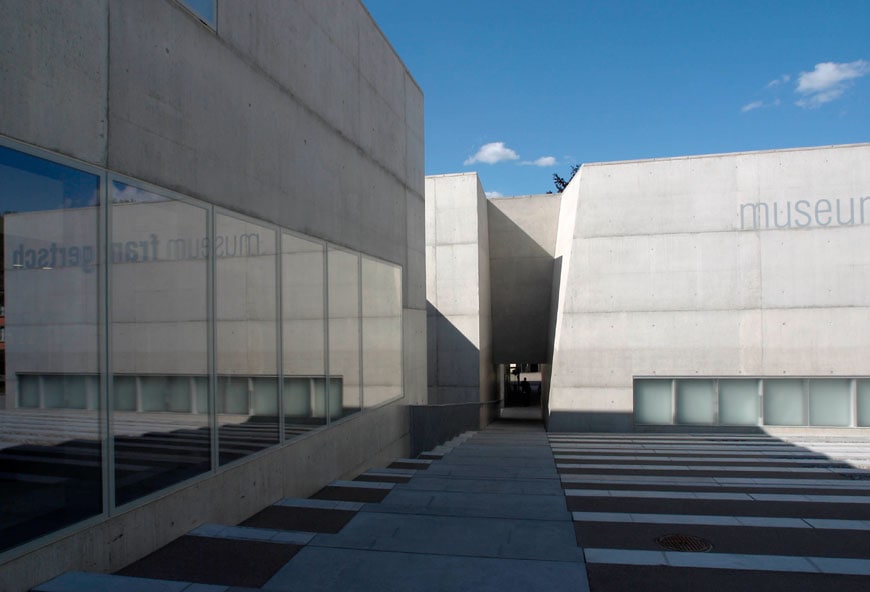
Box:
2 1 870 590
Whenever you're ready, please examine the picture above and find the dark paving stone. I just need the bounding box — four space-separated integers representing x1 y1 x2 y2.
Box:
389 461 431 470
355 474 412 484
575 522 870 559
116 535 302 587
241 505 356 534
586 564 870 592
312 485 391 503
567 496 870 520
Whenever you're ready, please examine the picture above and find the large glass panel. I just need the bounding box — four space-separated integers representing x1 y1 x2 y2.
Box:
858 380 870 427
718 379 759 425
762 379 806 426
215 213 278 464
111 181 210 505
362 258 403 408
675 379 715 424
809 379 851 427
282 233 326 438
0 145 102 552
327 247 361 419
633 379 672 424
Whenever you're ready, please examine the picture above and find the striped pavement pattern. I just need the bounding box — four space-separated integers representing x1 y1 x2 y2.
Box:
552 432 870 591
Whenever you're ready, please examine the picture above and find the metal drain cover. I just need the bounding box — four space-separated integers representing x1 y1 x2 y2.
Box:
656 533 713 552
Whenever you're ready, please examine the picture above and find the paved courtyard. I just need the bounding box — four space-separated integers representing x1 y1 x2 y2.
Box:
33 421 870 591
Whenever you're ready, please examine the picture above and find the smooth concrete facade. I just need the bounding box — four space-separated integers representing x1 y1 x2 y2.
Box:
0 1 424 590
427 143 870 433
425 173 497 425
548 144 870 430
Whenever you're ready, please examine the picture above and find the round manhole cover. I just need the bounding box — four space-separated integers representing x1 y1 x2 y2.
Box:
656 533 713 552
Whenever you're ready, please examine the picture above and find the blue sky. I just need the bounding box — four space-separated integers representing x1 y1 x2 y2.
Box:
362 0 869 197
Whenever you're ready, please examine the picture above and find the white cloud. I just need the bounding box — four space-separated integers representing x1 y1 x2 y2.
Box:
464 142 520 165
485 191 504 198
766 74 791 88
521 156 557 167
741 100 764 113
796 60 869 108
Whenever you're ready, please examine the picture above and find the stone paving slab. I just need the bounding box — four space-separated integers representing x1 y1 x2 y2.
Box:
397 474 564 495
366 489 568 520
309 511 581 562
425 463 558 480
264 547 588 592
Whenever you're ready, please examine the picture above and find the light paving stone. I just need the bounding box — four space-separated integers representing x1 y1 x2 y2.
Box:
32 572 193 592
265 546 589 592
310 509 582 562
274 498 364 511
369 489 568 520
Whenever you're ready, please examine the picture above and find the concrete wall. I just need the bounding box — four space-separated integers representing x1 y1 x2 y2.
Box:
425 173 496 409
0 0 425 588
548 144 870 431
488 195 561 364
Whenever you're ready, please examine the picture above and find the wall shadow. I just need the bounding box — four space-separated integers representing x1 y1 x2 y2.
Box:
486 202 556 365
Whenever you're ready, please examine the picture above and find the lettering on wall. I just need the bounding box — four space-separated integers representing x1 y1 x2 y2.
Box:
9 232 263 273
739 197 870 230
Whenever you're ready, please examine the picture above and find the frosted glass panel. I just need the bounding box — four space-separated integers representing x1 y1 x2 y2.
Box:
634 379 672 424
809 379 851 427
676 380 715 424
858 381 870 427
763 379 806 426
718 379 758 425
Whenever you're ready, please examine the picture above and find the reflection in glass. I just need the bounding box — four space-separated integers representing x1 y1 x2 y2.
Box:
675 380 715 424
282 234 327 437
0 145 102 552
216 213 279 464
362 258 403 408
718 379 759 425
111 181 210 505
809 379 851 427
633 379 672 424
328 247 361 419
763 379 806 426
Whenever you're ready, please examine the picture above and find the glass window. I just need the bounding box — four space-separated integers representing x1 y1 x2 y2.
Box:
675 379 715 424
809 379 852 427
0 145 102 553
718 379 759 425
215 213 278 464
762 379 806 426
327 247 361 420
858 380 870 427
362 257 403 408
282 233 326 436
111 180 210 505
633 379 672 424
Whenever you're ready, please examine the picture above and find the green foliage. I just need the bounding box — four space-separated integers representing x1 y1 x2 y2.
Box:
552 164 580 193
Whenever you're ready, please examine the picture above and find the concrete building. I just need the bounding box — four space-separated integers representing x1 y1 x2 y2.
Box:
3 2 870 590
0 1 425 589
425 143 870 433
